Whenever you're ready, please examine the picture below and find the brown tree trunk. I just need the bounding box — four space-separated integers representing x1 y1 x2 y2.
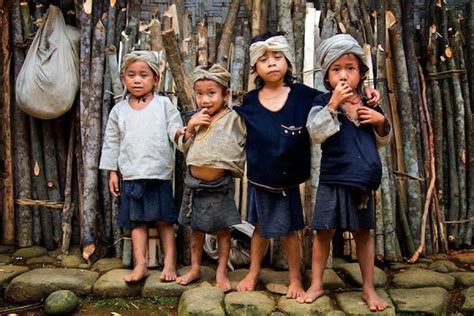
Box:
61 119 75 254
292 0 306 81
197 17 208 66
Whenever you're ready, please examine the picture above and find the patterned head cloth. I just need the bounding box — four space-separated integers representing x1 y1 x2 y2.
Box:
193 64 231 88
316 34 368 86
249 35 295 73
120 50 160 77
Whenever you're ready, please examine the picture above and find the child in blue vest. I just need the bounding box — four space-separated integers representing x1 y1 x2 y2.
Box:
234 32 381 299
299 34 391 311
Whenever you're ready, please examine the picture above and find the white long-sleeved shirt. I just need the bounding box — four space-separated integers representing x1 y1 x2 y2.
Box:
99 95 183 180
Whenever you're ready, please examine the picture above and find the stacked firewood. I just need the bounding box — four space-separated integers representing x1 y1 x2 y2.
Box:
1 0 472 265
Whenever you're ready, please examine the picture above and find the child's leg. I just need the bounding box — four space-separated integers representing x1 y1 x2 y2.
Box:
124 224 150 282
281 230 305 299
297 229 335 303
353 229 388 311
157 220 177 281
215 228 232 292
176 230 205 285
236 225 269 291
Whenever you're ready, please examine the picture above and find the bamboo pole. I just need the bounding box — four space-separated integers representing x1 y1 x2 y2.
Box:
388 1 423 249
1 0 15 245
12 0 33 248
61 118 75 254
216 0 240 66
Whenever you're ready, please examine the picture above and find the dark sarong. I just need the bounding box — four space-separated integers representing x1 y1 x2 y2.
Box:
179 171 241 233
311 184 375 231
118 179 177 229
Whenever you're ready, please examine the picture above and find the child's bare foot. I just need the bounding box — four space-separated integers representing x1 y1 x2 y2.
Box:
362 288 388 311
296 285 325 303
215 273 232 292
175 268 201 286
236 272 259 291
286 279 304 299
160 264 177 282
123 263 150 283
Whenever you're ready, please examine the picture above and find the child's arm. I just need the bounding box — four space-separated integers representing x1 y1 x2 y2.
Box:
357 106 392 147
307 82 352 144
108 170 120 197
176 108 212 152
99 109 120 172
363 86 381 106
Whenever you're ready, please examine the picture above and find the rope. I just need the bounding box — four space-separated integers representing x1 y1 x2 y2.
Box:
444 217 473 224
427 69 466 80
16 198 64 209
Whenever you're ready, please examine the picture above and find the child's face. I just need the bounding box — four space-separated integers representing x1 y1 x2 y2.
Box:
327 54 362 91
255 51 289 85
194 79 229 116
121 61 159 98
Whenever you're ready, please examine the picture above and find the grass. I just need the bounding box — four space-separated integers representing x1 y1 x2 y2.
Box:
78 296 178 312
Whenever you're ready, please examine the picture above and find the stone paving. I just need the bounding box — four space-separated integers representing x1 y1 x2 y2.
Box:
0 245 473 315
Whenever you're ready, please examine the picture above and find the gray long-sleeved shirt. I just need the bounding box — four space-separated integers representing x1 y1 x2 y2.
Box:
99 95 183 180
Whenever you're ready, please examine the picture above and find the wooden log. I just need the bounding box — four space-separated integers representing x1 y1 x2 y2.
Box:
114 1 126 49
207 16 217 64
61 118 75 254
42 121 63 246
388 1 423 250
216 0 240 67
230 36 246 104
447 11 468 245
105 45 122 100
439 58 460 245
197 16 208 66
12 0 32 248
19 1 33 39
385 10 415 255
449 10 472 245
162 29 195 112
149 19 163 52
30 117 54 250
180 11 194 75
1 0 15 245
78 0 95 256
251 0 263 36
303 5 316 87
375 1 400 261
53 119 67 198
408 63 437 262
277 0 295 63
292 0 306 81
359 0 375 47
260 0 268 34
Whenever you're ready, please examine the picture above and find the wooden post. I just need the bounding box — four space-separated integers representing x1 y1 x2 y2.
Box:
292 0 306 81
162 29 195 111
388 1 423 250
61 119 75 254
1 0 15 245
12 0 33 248
277 0 295 64
197 16 209 66
216 0 240 66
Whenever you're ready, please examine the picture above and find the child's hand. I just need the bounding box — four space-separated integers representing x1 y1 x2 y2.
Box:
328 81 354 111
363 87 381 106
357 106 385 127
188 108 211 130
109 171 120 198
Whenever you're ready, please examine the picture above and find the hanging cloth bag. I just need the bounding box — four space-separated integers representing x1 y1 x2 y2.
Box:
16 5 80 119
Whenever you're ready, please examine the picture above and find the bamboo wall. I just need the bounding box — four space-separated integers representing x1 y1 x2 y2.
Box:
0 0 472 265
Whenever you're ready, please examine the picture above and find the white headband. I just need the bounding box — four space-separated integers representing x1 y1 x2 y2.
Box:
249 35 295 73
